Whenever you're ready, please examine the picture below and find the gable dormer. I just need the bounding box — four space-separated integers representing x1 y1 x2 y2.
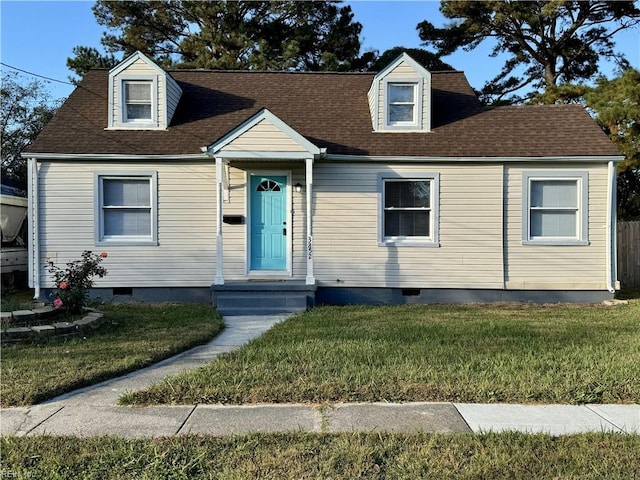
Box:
108 51 182 130
368 53 431 132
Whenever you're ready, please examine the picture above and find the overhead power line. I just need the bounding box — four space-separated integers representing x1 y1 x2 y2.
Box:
1 62 74 85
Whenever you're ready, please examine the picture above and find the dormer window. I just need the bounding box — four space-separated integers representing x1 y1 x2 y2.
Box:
388 82 418 126
124 81 153 122
107 51 182 130
119 77 157 127
368 53 431 132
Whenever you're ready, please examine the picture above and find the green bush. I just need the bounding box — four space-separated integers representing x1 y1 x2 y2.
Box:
47 251 107 315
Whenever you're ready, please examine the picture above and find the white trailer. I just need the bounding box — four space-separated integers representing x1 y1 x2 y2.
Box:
1 191 28 285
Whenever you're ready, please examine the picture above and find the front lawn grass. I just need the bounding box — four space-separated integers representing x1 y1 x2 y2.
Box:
123 302 640 406
2 432 639 479
0 303 223 406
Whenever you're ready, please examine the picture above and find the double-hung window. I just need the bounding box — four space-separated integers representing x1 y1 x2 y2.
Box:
385 80 422 129
379 173 439 246
120 78 157 126
523 172 588 245
95 172 158 245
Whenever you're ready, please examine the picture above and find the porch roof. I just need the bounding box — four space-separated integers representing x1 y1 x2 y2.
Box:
208 108 322 160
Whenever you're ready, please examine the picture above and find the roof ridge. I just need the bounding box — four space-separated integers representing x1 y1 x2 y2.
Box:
167 69 375 75
491 103 586 109
87 67 465 76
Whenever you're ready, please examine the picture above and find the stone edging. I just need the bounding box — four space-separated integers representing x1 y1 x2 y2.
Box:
0 307 105 344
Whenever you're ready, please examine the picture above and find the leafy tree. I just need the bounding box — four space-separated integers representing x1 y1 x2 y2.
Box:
68 0 366 78
418 1 640 104
1 72 59 189
367 46 454 72
586 68 640 220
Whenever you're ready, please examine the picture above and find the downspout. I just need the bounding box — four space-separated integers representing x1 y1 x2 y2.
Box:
27 158 40 299
605 160 617 294
501 163 506 291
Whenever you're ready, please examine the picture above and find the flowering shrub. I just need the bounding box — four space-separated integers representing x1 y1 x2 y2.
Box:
47 251 108 315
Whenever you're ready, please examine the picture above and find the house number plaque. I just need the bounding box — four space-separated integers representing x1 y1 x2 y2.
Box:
307 235 313 260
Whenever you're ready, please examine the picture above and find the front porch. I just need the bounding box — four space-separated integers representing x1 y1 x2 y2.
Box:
212 281 317 316
208 108 322 289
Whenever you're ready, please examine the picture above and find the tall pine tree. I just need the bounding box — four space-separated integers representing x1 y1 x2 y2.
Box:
418 1 640 104
68 0 367 80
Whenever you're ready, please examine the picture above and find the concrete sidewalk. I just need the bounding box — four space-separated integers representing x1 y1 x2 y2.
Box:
2 401 638 438
1 315 638 438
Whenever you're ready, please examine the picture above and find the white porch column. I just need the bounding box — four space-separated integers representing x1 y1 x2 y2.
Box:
305 157 315 285
215 156 224 285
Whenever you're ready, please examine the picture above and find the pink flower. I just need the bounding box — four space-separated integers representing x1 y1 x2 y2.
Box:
59 281 68 290
53 298 63 309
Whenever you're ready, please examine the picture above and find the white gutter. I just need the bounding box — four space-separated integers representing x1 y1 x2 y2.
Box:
27 158 40 300
606 160 617 293
324 154 623 164
21 153 210 161
25 152 622 164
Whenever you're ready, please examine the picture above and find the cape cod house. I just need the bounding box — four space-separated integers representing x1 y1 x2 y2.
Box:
24 52 621 313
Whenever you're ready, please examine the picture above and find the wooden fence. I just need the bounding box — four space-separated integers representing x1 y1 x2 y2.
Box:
617 221 640 288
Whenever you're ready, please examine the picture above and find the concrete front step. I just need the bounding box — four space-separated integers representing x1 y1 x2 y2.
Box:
216 293 308 316
219 307 306 316
212 282 316 316
216 293 307 308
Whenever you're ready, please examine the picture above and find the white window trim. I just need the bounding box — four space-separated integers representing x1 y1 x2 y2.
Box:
117 76 158 128
94 171 158 246
382 77 423 131
377 172 440 247
522 171 589 246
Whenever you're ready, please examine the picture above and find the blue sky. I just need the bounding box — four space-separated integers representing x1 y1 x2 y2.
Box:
1 0 639 101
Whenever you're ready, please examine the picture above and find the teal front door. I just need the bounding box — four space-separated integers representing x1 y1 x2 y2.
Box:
250 175 287 270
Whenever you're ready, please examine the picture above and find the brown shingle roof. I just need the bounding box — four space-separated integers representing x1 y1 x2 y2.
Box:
27 69 620 158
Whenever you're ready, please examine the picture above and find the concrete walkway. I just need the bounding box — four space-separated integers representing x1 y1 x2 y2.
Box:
1 315 638 438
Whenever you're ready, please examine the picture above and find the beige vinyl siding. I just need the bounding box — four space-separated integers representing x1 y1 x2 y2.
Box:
125 58 157 74
222 120 308 152
313 162 504 288
376 60 430 131
504 163 608 290
111 78 119 127
39 160 309 288
385 62 418 77
165 74 182 126
38 161 216 288
367 84 377 129
156 75 166 128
